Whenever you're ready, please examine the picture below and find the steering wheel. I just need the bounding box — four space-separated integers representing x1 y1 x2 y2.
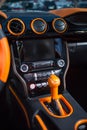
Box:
0 24 10 91
0 11 10 91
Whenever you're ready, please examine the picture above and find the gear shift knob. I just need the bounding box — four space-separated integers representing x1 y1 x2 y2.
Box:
48 74 60 100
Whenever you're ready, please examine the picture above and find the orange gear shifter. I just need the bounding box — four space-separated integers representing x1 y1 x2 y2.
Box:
48 74 67 116
48 74 60 100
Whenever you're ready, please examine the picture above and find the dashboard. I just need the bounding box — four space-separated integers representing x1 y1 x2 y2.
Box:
0 8 87 130
1 11 67 98
1 9 87 98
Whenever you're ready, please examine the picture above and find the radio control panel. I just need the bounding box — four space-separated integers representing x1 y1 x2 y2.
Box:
20 59 65 73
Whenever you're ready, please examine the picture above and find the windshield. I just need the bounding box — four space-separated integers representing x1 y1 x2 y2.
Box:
0 0 86 12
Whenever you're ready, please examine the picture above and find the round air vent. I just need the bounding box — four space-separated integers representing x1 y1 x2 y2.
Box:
7 18 25 36
74 119 87 130
52 18 67 33
31 18 47 34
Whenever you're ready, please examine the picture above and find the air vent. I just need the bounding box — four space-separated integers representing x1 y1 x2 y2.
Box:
52 18 67 33
7 18 25 36
74 119 87 130
31 18 47 34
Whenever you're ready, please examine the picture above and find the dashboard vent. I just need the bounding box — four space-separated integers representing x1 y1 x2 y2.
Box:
52 18 67 33
31 18 47 34
7 18 25 36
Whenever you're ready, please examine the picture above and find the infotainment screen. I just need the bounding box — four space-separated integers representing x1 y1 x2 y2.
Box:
22 39 55 62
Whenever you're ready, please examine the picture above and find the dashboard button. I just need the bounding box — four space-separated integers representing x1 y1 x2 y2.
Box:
20 64 29 73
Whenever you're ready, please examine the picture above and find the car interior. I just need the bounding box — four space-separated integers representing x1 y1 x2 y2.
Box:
0 3 87 130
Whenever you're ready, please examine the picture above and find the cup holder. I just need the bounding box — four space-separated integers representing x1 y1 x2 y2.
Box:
75 119 87 130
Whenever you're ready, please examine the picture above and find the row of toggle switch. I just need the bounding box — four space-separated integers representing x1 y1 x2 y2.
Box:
29 82 48 90
24 69 61 82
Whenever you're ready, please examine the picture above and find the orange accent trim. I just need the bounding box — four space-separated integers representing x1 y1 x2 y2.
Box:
52 18 67 33
0 37 10 82
7 18 25 36
39 94 73 118
0 24 2 29
74 119 87 130
0 10 7 19
50 8 87 18
31 18 47 34
35 115 48 130
9 86 30 128
48 74 60 100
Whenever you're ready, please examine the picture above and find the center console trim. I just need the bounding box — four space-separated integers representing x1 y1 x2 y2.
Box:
74 119 87 130
39 94 73 118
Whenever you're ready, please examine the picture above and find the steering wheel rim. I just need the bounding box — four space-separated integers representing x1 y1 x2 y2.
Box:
0 27 10 91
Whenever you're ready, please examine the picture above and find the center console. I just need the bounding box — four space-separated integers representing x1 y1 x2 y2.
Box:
8 10 87 130
11 36 87 130
13 38 66 98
